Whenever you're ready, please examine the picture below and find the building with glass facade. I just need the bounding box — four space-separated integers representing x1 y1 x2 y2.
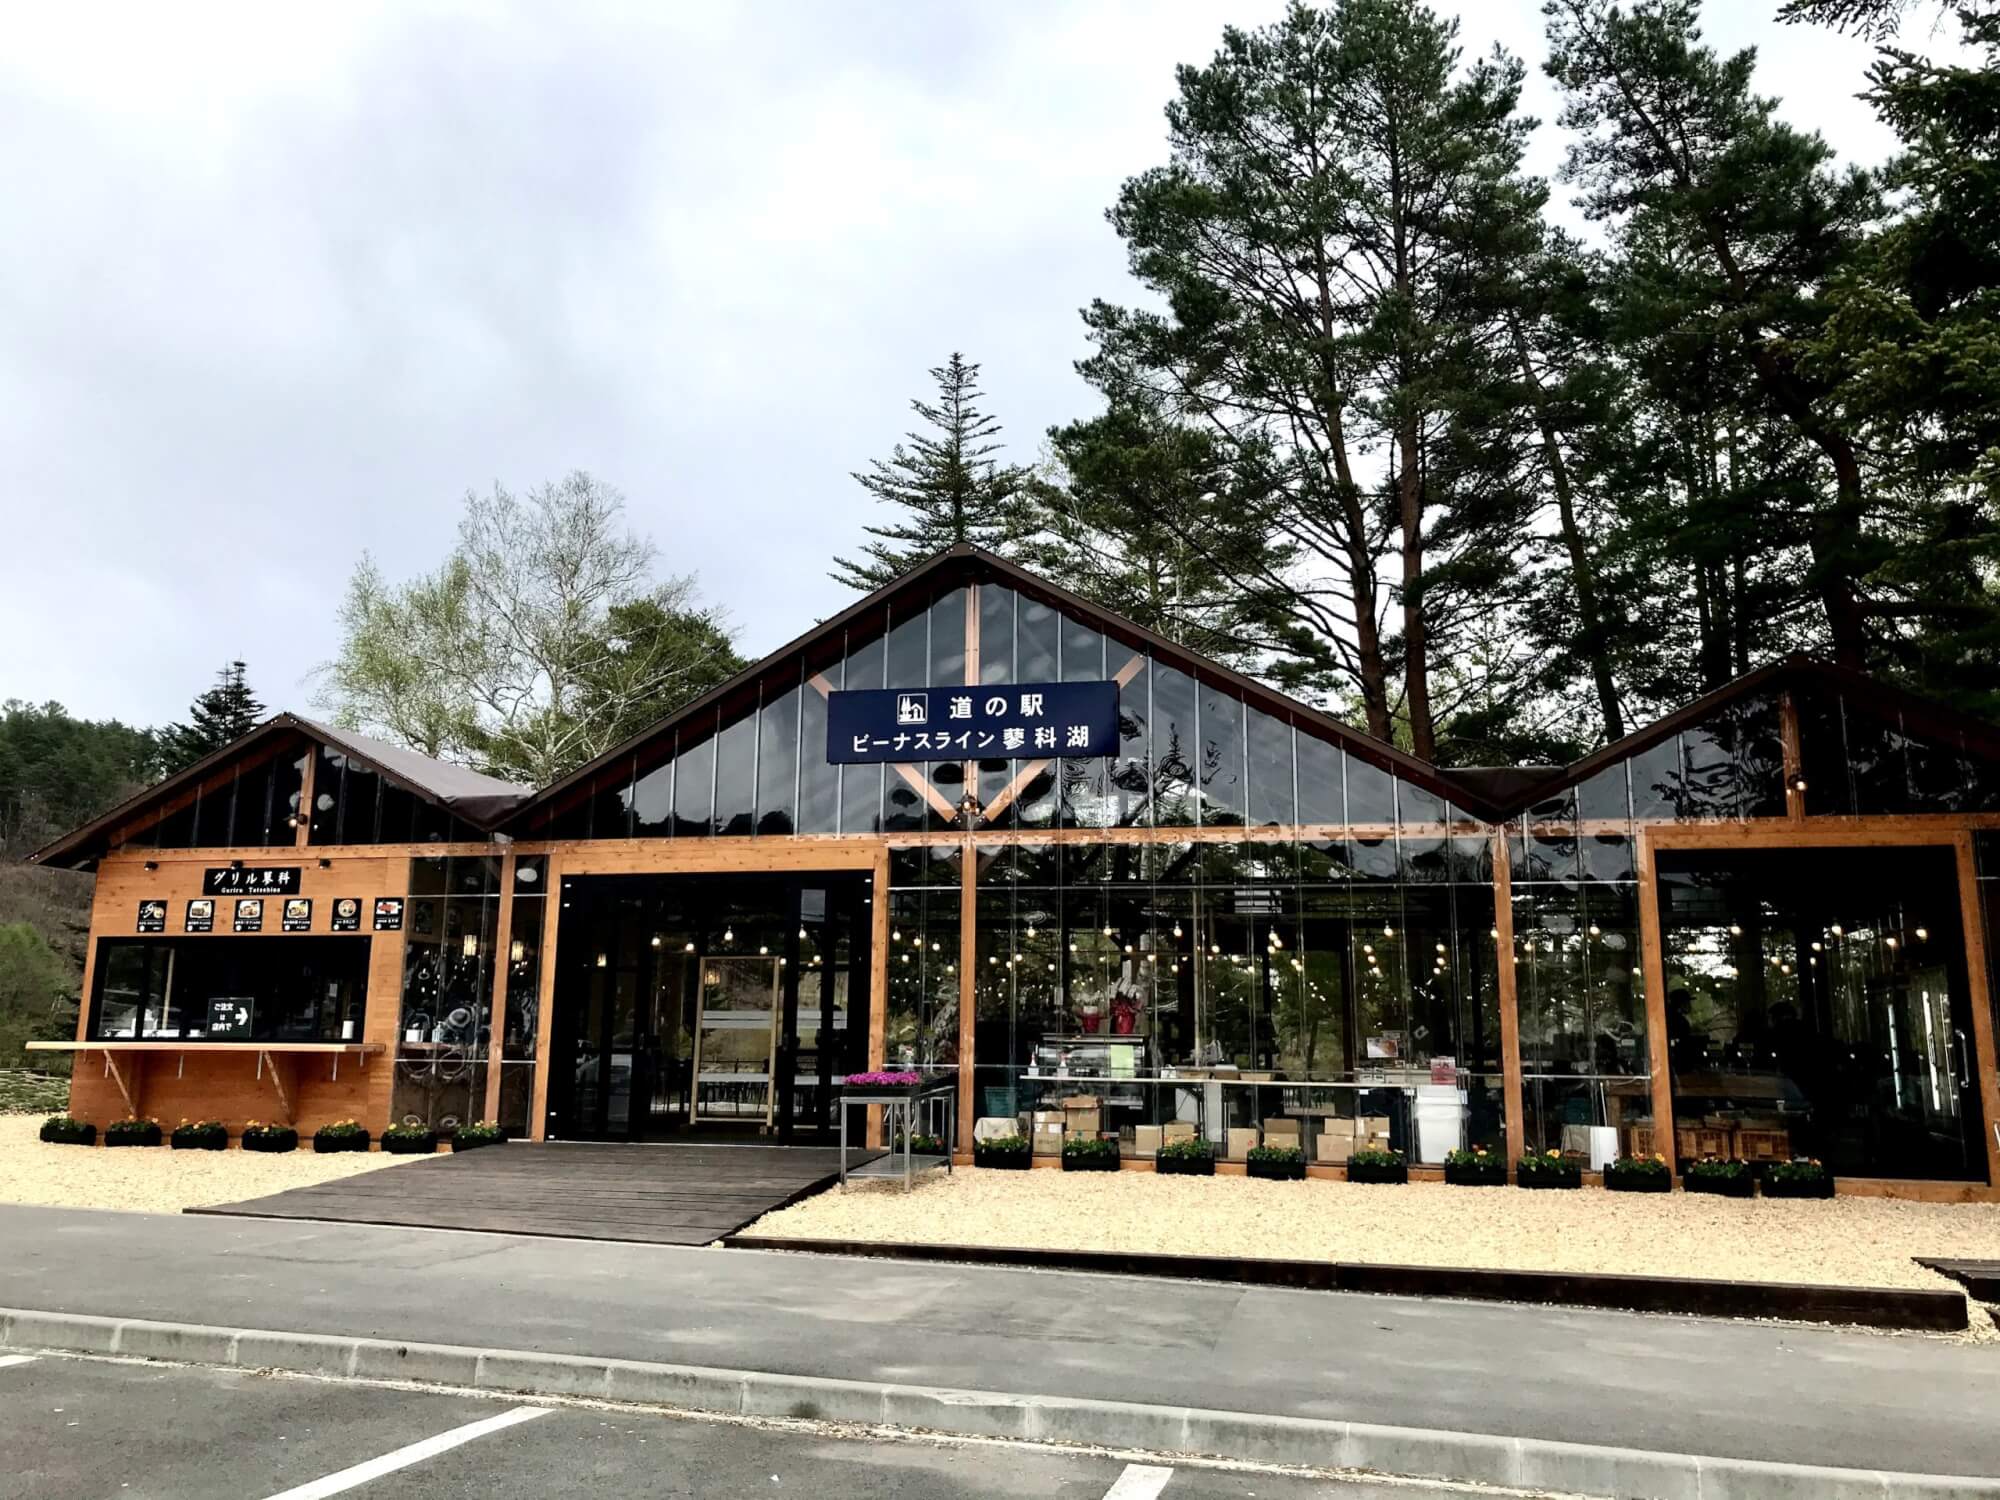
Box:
30 546 2000 1196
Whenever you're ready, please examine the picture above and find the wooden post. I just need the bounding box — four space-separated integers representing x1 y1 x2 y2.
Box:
1635 828 1678 1174
1491 825 1526 1173
1952 833 2000 1190
295 745 317 849
1780 691 1805 821
481 850 517 1125
958 835 978 1150
527 855 563 1140
867 846 890 1148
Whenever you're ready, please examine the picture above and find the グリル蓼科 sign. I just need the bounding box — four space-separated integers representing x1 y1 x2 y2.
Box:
826 681 1117 764
204 865 302 898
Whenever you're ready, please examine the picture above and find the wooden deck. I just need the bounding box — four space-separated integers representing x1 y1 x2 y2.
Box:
189 1141 856 1245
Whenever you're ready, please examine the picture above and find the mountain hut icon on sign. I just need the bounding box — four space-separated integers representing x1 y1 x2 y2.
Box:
896 693 928 726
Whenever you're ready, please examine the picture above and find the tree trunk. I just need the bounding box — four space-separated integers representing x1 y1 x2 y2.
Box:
1397 420 1435 762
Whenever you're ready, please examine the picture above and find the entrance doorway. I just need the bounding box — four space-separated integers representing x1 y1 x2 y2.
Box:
546 872 872 1142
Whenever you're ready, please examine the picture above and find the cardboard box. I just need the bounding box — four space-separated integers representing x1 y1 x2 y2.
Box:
1059 1095 1100 1110
1031 1110 1064 1126
1162 1121 1197 1143
1226 1127 1260 1160
1261 1118 1303 1142
1064 1107 1102 1136
1031 1122 1065 1155
1358 1115 1391 1140
1317 1132 1354 1163
1127 1125 1163 1158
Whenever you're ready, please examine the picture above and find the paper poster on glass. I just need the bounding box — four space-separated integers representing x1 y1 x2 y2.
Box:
372 897 405 932
136 900 167 934
184 898 214 933
330 897 362 933
281 897 312 933
234 898 264 933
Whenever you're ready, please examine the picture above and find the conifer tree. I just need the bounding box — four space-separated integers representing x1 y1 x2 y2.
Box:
159 661 264 773
831 354 1030 591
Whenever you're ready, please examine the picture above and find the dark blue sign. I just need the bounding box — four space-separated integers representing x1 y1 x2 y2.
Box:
827 681 1118 764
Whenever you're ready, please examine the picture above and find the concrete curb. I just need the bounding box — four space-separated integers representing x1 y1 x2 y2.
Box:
3 1307 1994 1499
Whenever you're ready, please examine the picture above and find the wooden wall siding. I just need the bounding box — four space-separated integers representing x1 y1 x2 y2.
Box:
68 1046 386 1135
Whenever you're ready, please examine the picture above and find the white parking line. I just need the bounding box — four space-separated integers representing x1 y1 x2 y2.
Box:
1103 1462 1174 1500
258 1405 551 1499
0 1355 37 1369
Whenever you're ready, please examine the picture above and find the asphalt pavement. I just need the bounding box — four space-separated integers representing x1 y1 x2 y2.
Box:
0 1205 1996 1479
0 1353 1512 1500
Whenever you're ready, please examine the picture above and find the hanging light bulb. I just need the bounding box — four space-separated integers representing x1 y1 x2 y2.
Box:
1068 941 1078 953
799 926 808 940
1811 940 1822 952
650 934 662 949
1831 925 1843 938
1383 924 1395 938
684 940 696 953
892 927 901 942
1363 943 1375 956
1210 943 1220 955
1173 922 1184 939
1886 935 1899 949
1915 927 1929 942
510 939 525 963
1728 924 1743 937
1170 961 1179 973
1587 924 1600 937
723 926 734 944
595 952 608 968
1026 924 1037 939
1435 942 1447 953
759 944 769 956
1489 926 1499 939
1124 943 1134 954
900 952 911 964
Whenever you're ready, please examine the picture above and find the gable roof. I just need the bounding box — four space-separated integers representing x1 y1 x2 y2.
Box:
506 543 1506 831
28 713 531 868
1482 653 2000 819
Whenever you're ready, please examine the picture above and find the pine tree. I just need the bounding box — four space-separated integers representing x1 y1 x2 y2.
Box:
831 354 1030 591
159 661 264 773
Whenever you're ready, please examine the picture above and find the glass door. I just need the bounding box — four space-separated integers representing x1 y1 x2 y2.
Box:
691 955 781 1129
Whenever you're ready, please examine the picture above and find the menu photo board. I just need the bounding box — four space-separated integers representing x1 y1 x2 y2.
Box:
233 898 264 933
372 897 405 932
136 900 167 934
184 898 215 934
281 897 313 933
330 897 363 933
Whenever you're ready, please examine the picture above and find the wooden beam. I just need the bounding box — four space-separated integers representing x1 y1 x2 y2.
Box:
1634 828 1678 1175
1780 690 1805 821
528 854 564 1140
99 1050 139 1117
1952 833 2000 1192
257 1050 293 1123
1490 826 1525 1173
978 653 1150 825
958 832 978 1150
867 846 891 1149
1648 820 1965 851
294 743 316 849
805 671 959 823
482 849 517 1125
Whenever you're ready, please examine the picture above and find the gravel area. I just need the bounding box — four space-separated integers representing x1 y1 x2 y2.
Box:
747 1169 2000 1333
0 1114 409 1214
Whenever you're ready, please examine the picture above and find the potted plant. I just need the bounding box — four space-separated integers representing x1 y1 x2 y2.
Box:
104 1117 163 1148
894 1132 945 1156
1061 1135 1121 1172
312 1119 371 1154
241 1121 298 1153
451 1121 507 1151
1761 1157 1835 1199
1110 995 1138 1036
1246 1143 1307 1181
1603 1154 1671 1193
170 1119 228 1151
1155 1136 1215 1176
1077 999 1104 1035
972 1133 1032 1169
842 1071 925 1098
1345 1147 1407 1185
381 1123 439 1155
1681 1155 1753 1197
1443 1145 1506 1186
39 1115 95 1146
1516 1149 1583 1189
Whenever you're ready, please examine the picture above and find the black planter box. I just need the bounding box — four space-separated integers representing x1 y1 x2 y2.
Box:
170 1126 227 1151
242 1129 298 1153
1682 1171 1755 1198
1062 1151 1121 1172
382 1132 438 1155
1603 1170 1672 1193
1516 1169 1582 1189
1345 1161 1409 1185
313 1131 371 1154
40 1120 96 1146
974 1148 1033 1170
105 1122 163 1148
450 1129 506 1151
1444 1162 1507 1186
1762 1176 1836 1199
1246 1156 1307 1181
1155 1154 1215 1177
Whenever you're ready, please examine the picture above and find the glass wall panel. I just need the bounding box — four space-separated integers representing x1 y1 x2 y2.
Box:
1297 733 1343 827
1198 679 1245 827
630 751 675 838
1346 754 1395 826
1245 709 1296 827
712 711 757 836
91 936 370 1042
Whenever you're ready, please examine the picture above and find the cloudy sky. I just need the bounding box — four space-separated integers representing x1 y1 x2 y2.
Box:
0 1 1961 728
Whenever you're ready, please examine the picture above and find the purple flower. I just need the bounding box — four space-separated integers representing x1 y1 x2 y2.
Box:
846 1071 924 1087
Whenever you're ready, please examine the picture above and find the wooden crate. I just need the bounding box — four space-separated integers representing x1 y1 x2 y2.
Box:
1626 1123 1658 1158
1676 1126 1732 1161
1734 1127 1792 1162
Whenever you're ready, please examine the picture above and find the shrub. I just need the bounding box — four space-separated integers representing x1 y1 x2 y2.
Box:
381 1124 439 1155
39 1115 95 1146
1061 1135 1120 1171
312 1119 371 1154
1155 1136 1214 1176
1345 1147 1407 1185
104 1117 163 1148
170 1119 228 1151
1443 1145 1506 1186
241 1121 298 1153
894 1132 945 1155
972 1133 1032 1169
1516 1149 1583 1189
451 1121 506 1151
1762 1157 1835 1199
1246 1143 1306 1181
1681 1156 1753 1197
1603 1155 1672 1193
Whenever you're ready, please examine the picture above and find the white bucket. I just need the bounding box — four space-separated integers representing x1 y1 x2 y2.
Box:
1413 1084 1467 1162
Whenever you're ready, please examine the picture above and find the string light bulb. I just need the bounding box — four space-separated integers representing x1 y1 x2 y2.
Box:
1172 922 1184 939
722 926 734 944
